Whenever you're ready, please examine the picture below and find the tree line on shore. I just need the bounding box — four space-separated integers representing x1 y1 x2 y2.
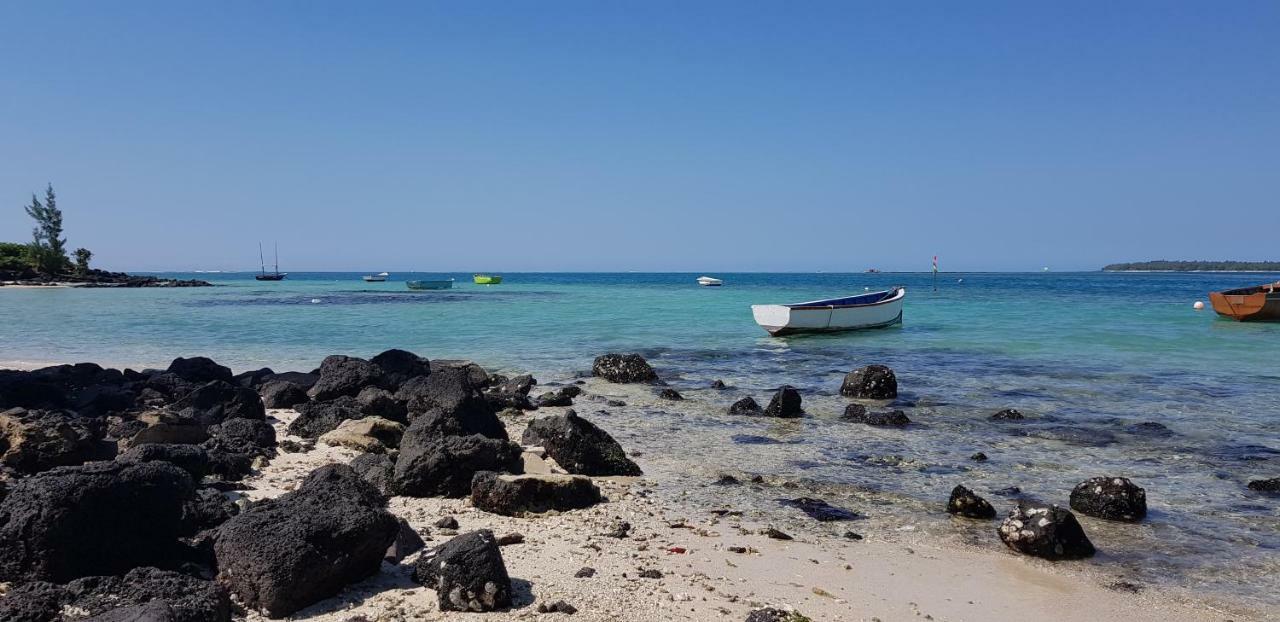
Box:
1103 260 1280 272
1 183 93 277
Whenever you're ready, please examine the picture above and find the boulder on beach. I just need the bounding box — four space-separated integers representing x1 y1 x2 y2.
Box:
471 471 603 516
394 433 523 497
998 505 1096 560
0 407 106 474
1 566 232 622
947 484 996 519
350 451 396 495
205 417 276 455
121 410 210 448
172 381 266 427
396 368 499 430
117 443 211 480
842 405 910 426
213 464 399 617
520 409 641 476
370 348 431 389
182 486 240 534
262 371 318 391
745 608 812 622
319 416 405 453
258 380 308 409
356 386 408 422
166 357 233 385
991 408 1025 420
232 368 275 390
591 353 660 384
764 385 803 418
0 461 194 583
308 355 386 401
728 396 763 416
1069 477 1147 522
412 530 512 612
287 397 363 439
840 364 898 399
535 388 575 407
492 374 536 396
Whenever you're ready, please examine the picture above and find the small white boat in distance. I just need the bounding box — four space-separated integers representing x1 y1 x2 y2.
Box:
363 272 390 282
751 287 905 336
697 276 723 287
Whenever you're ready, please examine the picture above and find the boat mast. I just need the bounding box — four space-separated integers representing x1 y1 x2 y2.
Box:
273 242 279 275
259 242 266 276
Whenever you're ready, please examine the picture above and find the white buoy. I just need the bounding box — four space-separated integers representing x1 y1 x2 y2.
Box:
311 298 321 304
1193 300 1205 310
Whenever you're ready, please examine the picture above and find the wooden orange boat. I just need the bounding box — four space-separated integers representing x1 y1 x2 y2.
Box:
1209 281 1280 322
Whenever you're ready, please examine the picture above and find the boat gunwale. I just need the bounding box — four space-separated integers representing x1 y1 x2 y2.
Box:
766 287 905 311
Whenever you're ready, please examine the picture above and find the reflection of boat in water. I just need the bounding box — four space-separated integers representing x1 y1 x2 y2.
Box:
363 272 390 282
406 279 454 290
696 276 723 287
473 274 503 285
255 242 286 281
751 287 906 336
1209 281 1280 322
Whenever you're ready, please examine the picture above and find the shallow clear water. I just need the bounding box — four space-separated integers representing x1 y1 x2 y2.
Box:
2 271 1278 607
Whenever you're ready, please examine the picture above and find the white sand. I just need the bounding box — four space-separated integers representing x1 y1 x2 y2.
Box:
239 409 1264 622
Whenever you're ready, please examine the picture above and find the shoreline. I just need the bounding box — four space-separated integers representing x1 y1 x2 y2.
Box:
242 408 1259 622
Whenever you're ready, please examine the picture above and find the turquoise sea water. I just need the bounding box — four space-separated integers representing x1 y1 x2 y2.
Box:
3 271 1279 608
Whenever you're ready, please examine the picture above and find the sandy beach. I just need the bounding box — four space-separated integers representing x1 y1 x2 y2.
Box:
237 405 1262 622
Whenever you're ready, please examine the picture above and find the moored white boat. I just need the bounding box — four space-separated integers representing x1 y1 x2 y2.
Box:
696 276 723 287
751 287 905 336
363 272 390 282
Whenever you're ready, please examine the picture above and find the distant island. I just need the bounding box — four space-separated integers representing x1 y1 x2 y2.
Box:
1103 260 1280 272
2 183 211 287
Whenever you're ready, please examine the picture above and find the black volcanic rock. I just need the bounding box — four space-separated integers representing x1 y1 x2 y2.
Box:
1069 477 1147 522
258 380 308 409
998 505 1095 560
213 465 398 617
166 357 233 384
308 355 386 401
470 471 602 516
991 408 1025 421
0 461 194 583
370 348 431 389
521 409 641 476
1247 477 1280 492
0 407 106 474
947 484 996 519
591 353 660 384
1 567 231 622
393 433 522 498
779 497 861 521
171 381 265 427
728 396 763 416
286 397 363 439
840 365 898 399
412 530 512 612
764 385 803 418
842 404 910 426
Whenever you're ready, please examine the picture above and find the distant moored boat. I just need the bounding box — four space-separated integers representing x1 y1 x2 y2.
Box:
473 274 503 285
696 276 723 287
1209 282 1280 322
406 279 454 290
363 272 390 282
751 287 906 336
255 242 286 281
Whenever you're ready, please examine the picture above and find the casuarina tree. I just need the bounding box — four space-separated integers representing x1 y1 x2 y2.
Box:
23 183 69 274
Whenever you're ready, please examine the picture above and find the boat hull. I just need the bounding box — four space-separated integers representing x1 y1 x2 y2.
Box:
752 288 905 336
1209 284 1280 321
363 277 387 282
473 275 502 285
255 274 286 281
407 280 453 290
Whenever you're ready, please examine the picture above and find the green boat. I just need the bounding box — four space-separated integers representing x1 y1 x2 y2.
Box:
473 274 503 285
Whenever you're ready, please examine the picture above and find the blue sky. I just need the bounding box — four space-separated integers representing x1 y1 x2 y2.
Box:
1 1 1277 272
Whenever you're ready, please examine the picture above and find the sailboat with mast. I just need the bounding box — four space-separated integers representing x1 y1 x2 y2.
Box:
255 242 286 281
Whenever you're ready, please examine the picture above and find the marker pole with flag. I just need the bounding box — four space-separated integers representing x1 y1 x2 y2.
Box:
932 255 938 291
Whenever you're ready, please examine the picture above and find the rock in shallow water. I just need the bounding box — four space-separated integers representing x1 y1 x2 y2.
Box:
998 505 1096 560
520 409 641 476
990 408 1025 420
728 397 763 416
947 484 996 519
591 353 660 384
1069 477 1147 522
841 404 910 426
413 530 512 612
1248 477 1280 492
470 471 602 516
779 497 861 521
840 365 897 399
764 385 803 418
